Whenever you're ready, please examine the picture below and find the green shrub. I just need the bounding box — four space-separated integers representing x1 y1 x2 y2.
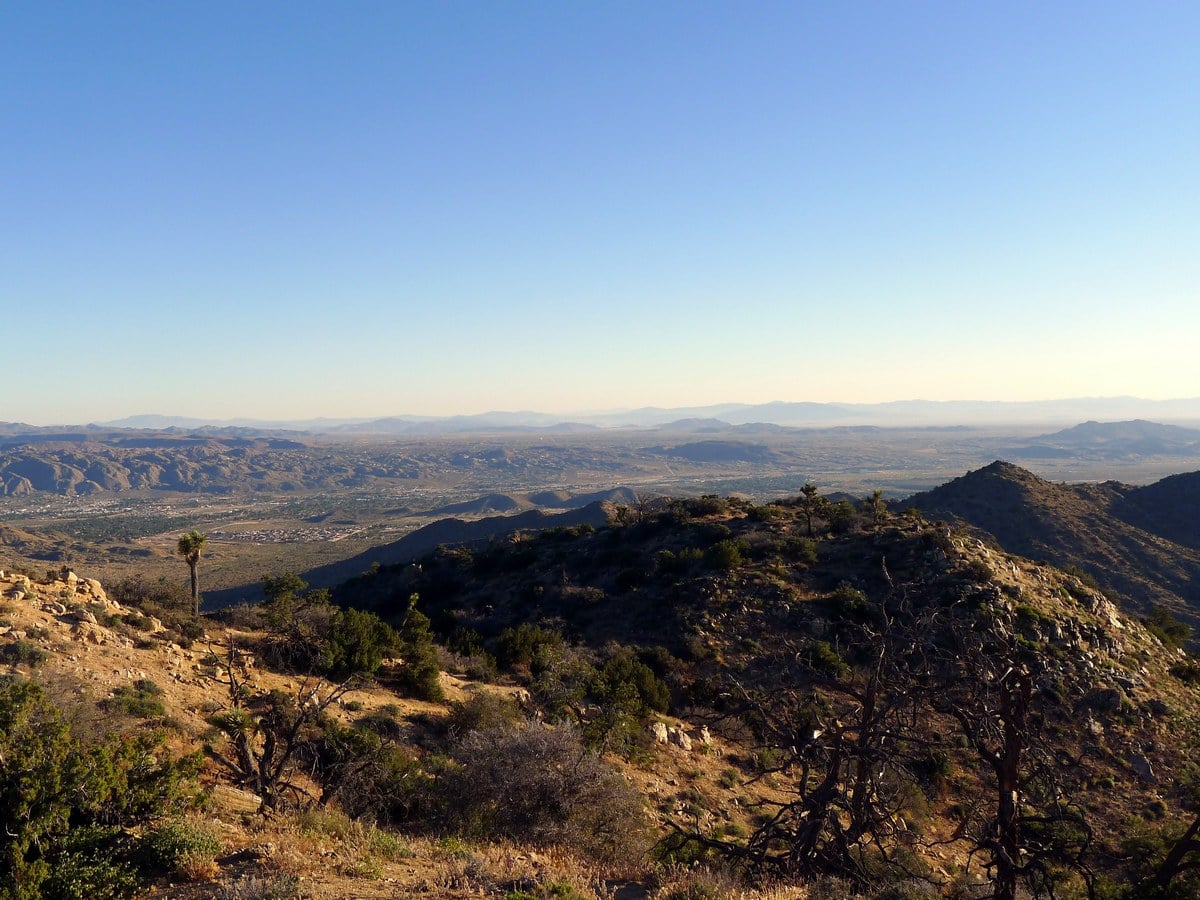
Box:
0 679 199 899
368 827 412 861
1060 564 1101 592
682 495 727 517
356 705 405 740
447 692 524 735
137 820 221 874
705 539 748 571
655 548 703 576
746 504 780 522
42 826 140 900
802 640 849 677
505 882 590 900
107 575 197 637
781 536 819 565
826 499 858 534
496 623 566 670
594 649 670 716
326 606 400 679
1170 660 1200 684
101 680 165 719
0 639 47 667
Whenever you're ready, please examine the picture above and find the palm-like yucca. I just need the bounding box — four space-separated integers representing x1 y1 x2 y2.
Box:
176 530 207 614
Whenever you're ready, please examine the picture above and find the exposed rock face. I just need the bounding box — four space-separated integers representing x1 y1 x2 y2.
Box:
649 721 669 744
668 726 692 751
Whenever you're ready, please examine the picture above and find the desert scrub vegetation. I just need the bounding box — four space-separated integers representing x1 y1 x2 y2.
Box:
0 676 203 899
442 719 651 864
138 818 223 880
0 638 48 667
257 572 408 682
100 678 166 719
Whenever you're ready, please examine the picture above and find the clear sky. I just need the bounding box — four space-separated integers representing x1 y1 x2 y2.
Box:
3 2 1198 424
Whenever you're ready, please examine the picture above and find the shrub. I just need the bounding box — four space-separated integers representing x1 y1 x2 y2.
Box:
356 705 405 740
962 559 994 583
137 820 221 875
496 623 566 671
594 649 670 717
308 723 432 824
781 536 819 565
0 680 199 898
826 499 859 534
1170 660 1200 685
705 539 748 572
101 680 166 719
682 495 727 517
802 640 849 677
446 692 524 736
214 874 300 900
444 721 650 863
0 639 47 667
41 825 141 900
1060 564 1101 592
746 504 780 522
1144 605 1192 650
0 678 82 895
326 606 400 679
106 575 196 635
655 548 703 576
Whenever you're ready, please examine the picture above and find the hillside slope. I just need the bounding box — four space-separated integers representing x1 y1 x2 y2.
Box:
6 490 1200 897
1111 470 1200 551
901 461 1200 626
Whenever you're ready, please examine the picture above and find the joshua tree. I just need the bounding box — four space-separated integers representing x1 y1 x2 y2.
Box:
797 482 825 536
177 530 207 614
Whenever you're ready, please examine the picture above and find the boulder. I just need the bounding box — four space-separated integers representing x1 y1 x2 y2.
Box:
668 726 693 751
71 623 106 645
67 608 98 625
1129 754 1156 783
648 721 669 744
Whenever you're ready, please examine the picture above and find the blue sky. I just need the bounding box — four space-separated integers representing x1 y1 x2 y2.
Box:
3 2 1198 424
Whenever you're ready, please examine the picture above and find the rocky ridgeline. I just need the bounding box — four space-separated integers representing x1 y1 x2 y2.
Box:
938 536 1194 787
0 567 165 647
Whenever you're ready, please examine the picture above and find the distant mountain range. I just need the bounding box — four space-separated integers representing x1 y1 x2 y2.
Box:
83 396 1200 434
5 417 1200 497
998 419 1200 460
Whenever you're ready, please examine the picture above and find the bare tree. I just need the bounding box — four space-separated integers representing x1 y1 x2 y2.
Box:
683 576 939 887
933 606 1095 900
206 634 358 811
1143 814 1200 895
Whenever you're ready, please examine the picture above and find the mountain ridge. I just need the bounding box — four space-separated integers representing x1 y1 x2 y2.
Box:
901 460 1200 629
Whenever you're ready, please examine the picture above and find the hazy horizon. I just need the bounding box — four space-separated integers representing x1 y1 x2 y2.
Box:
5 4 1197 424
7 394 1200 431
